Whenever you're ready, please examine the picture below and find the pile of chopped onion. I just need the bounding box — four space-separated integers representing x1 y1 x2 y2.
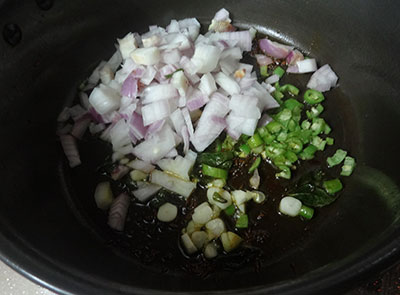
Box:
57 8 340 240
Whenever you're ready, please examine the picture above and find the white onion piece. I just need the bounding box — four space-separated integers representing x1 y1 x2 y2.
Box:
127 159 155 173
165 148 178 158
111 165 130 180
207 187 232 210
199 73 217 96
94 182 114 210
109 119 131 149
231 190 252 206
296 58 317 73
88 60 107 86
121 75 138 98
221 47 242 60
211 31 252 51
118 33 137 60
191 44 222 74
60 134 81 168
141 100 171 126
133 183 161 202
99 64 114 84
265 74 280 84
107 50 123 73
181 107 194 136
57 123 72 136
156 150 197 181
257 113 273 127
130 47 160 65
140 66 157 85
145 119 166 140
307 64 339 92
108 193 130 231
286 49 304 66
89 123 105 135
133 125 177 163
220 57 240 76
150 170 196 198
71 116 91 139
57 107 70 122
259 38 293 59
170 109 185 134
214 72 240 95
279 196 302 217
186 89 209 111
89 84 121 115
230 94 261 119
69 105 87 121
142 84 178 104
255 54 273 66
128 111 147 140
181 126 190 154
161 49 181 65
191 115 227 152
157 202 178 222
171 70 189 96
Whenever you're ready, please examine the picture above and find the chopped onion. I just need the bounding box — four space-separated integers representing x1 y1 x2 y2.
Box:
307 64 338 92
259 38 293 59
255 54 273 66
110 165 130 180
171 70 189 97
99 64 114 84
249 168 260 189
129 111 148 140
60 134 81 168
131 47 161 65
121 75 138 98
133 182 161 202
71 116 91 139
89 84 121 115
186 89 209 111
286 49 304 66
127 159 155 173
156 150 197 181
214 72 240 95
133 124 177 163
191 231 208 249
296 58 317 73
129 169 148 181
118 32 138 60
191 44 222 74
141 100 172 126
150 170 196 197
199 73 217 96
108 193 130 231
142 84 178 104
265 74 280 84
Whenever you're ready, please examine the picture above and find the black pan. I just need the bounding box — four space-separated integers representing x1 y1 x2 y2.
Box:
1 0 400 294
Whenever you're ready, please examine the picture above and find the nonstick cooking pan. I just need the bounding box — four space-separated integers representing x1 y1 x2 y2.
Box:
1 0 400 294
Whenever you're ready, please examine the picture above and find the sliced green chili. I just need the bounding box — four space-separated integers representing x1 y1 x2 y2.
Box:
341 156 356 176
281 84 300 96
299 205 314 219
299 144 318 160
327 149 347 167
284 98 304 110
306 104 324 119
276 165 291 179
247 133 264 149
202 164 228 179
273 66 285 78
236 214 249 228
249 156 261 173
304 89 325 104
312 136 327 151
326 137 334 145
301 120 311 130
224 204 235 216
239 144 251 157
323 178 343 194
260 65 269 77
266 121 283 134
213 192 227 203
287 137 303 154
